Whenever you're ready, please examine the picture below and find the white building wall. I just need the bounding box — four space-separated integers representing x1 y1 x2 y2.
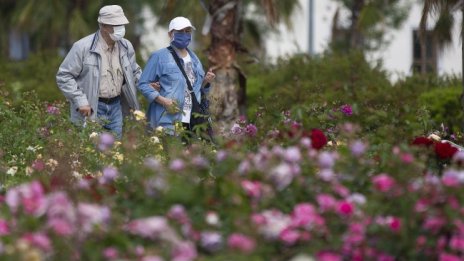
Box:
264 0 462 81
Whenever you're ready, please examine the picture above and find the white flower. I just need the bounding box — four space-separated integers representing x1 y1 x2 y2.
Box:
72 171 82 179
133 110 146 121
6 166 18 176
113 152 124 163
89 132 99 139
155 126 164 133
25 167 33 176
428 133 441 141
26 145 42 152
206 211 220 226
150 136 160 144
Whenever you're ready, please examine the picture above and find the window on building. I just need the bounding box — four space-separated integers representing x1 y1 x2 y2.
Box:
412 29 437 74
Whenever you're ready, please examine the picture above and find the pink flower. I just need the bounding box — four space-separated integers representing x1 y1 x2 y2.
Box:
284 147 301 162
103 247 119 259
98 132 115 151
350 140 366 156
0 219 9 236
200 231 222 252
168 205 189 224
141 256 163 261
251 213 266 225
386 216 401 232
100 166 118 184
377 254 395 261
47 104 60 115
6 181 47 216
337 201 354 216
216 150 228 161
416 235 427 248
340 104 353 116
291 203 320 227
48 218 74 236
318 152 336 168
77 203 111 233
414 198 430 212
126 216 168 239
32 159 45 171
172 241 197 261
450 235 464 251
439 253 462 261
279 228 300 245
400 153 414 164
231 124 243 135
372 174 395 192
169 159 185 171
245 124 258 137
442 170 460 187
333 183 350 197
22 232 51 251
227 233 256 253
316 251 342 261
270 163 294 190
423 216 446 232
241 180 262 199
316 194 337 212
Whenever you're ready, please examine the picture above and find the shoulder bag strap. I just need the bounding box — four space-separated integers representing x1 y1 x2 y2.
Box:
167 46 194 93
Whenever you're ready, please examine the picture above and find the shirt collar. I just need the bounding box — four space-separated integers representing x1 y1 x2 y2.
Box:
98 31 114 52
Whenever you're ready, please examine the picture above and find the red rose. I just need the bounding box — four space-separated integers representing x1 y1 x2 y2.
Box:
412 137 434 147
310 129 327 150
434 142 458 159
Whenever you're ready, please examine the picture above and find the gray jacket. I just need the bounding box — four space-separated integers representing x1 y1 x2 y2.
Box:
56 31 141 124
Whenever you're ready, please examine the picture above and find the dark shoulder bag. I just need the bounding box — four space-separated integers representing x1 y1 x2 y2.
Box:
167 46 214 140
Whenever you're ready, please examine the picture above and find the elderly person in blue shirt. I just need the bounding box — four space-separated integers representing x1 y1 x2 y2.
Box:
138 17 215 134
56 5 141 139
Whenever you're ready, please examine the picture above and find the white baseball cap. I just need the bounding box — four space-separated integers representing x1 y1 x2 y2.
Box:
98 5 129 25
168 17 196 32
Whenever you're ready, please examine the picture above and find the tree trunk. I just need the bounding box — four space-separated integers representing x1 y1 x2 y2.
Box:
349 0 365 50
207 0 243 130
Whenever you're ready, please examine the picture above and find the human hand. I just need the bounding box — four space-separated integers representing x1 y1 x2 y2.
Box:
165 99 180 114
150 81 161 91
203 68 215 83
78 105 92 117
160 97 180 114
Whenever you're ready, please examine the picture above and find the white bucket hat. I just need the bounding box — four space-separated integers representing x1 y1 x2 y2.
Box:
97 5 129 25
168 17 196 32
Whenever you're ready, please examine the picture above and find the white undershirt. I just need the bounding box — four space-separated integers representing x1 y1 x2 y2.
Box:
181 53 196 123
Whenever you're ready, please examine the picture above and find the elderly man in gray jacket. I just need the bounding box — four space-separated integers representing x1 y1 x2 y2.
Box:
56 5 141 139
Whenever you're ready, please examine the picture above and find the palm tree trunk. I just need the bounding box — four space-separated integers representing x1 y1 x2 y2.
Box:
349 0 365 50
207 0 243 130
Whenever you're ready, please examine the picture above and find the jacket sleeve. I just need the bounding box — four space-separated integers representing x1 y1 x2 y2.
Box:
56 43 89 108
138 53 161 103
127 40 142 84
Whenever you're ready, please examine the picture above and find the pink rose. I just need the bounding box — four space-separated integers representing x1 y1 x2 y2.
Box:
372 174 395 192
227 233 256 253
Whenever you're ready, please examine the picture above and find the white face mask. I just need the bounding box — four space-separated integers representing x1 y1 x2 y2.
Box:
110 25 125 41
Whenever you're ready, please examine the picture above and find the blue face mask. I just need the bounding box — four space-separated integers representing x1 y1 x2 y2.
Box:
171 32 191 49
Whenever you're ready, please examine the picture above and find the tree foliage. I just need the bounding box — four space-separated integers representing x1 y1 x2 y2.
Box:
331 0 409 52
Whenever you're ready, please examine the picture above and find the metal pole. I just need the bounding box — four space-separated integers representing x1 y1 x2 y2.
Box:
308 0 314 54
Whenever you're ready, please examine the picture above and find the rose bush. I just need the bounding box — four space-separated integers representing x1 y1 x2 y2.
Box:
1 95 464 260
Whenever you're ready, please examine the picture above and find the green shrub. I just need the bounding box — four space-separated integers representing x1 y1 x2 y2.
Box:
0 51 64 105
419 85 463 135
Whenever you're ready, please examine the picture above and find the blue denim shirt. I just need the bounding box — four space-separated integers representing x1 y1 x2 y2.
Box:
138 46 208 130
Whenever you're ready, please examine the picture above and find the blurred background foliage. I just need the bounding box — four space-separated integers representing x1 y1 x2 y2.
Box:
0 0 462 138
